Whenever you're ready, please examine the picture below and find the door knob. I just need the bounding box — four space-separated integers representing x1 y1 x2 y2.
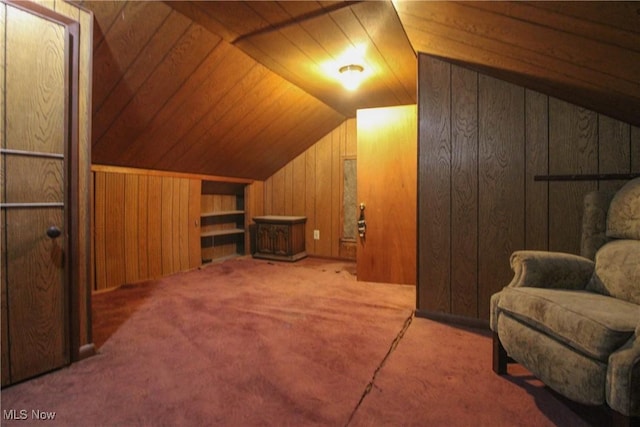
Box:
46 226 61 239
358 203 366 238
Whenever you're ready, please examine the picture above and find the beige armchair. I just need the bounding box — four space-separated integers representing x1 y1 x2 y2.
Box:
490 177 640 426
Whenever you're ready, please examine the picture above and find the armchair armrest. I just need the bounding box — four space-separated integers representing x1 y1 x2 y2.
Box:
506 250 594 290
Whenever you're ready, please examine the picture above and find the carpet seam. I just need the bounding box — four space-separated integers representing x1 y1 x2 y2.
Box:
345 310 415 426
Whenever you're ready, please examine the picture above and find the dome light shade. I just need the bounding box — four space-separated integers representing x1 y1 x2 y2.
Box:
338 64 365 91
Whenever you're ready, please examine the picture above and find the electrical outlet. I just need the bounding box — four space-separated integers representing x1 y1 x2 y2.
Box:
313 229 320 240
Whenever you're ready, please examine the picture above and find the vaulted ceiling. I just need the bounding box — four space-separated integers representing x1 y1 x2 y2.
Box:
79 1 639 181
395 1 640 130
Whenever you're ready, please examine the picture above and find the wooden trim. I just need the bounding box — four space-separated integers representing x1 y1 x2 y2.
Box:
232 1 363 44
91 164 253 184
414 309 490 331
201 210 244 218
4 0 76 25
1 203 65 208
81 5 94 354
66 18 82 363
339 237 357 243
304 254 356 263
201 228 244 238
0 148 65 159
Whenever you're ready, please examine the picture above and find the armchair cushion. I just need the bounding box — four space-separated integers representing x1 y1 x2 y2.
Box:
587 240 640 305
607 177 640 240
496 287 638 362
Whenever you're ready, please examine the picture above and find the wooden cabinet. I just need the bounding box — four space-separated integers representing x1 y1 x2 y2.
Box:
253 216 307 262
200 182 246 263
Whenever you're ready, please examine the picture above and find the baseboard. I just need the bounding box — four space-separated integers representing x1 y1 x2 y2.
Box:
305 254 356 262
415 309 489 330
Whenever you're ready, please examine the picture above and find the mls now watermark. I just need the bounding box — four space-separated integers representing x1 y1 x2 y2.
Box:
3 409 57 421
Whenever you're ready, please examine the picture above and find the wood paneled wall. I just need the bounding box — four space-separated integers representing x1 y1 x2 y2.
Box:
417 54 640 322
261 119 357 259
92 166 202 291
83 0 345 180
244 180 265 253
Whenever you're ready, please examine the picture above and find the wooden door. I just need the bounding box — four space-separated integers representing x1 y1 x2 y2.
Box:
356 105 417 285
1 2 72 385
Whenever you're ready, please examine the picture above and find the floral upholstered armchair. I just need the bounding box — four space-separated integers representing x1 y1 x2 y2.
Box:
490 177 640 426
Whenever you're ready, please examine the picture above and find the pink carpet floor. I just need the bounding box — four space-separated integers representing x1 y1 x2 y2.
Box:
1 257 591 426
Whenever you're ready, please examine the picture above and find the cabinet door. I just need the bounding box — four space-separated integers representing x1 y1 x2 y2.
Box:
273 225 290 256
1 3 72 385
256 224 275 255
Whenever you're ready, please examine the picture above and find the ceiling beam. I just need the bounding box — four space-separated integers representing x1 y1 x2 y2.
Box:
232 1 363 44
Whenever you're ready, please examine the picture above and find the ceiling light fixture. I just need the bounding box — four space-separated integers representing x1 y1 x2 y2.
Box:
338 64 365 91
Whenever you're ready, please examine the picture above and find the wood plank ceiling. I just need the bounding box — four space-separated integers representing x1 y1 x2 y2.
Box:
394 1 640 128
81 0 417 180
167 1 417 117
80 1 638 180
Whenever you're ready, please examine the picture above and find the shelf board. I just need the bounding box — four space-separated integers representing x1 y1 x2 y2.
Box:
201 210 244 218
201 228 245 238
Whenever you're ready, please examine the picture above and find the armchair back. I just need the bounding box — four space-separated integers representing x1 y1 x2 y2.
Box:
581 178 640 260
584 177 640 304
607 177 640 240
581 191 614 260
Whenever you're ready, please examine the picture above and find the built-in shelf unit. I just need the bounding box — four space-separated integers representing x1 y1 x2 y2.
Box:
200 181 246 264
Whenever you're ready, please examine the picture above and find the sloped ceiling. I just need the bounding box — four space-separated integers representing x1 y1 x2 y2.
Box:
167 1 417 117
394 1 640 128
81 1 639 181
82 0 417 180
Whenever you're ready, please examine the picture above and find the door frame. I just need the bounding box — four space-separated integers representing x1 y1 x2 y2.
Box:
2 0 82 383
